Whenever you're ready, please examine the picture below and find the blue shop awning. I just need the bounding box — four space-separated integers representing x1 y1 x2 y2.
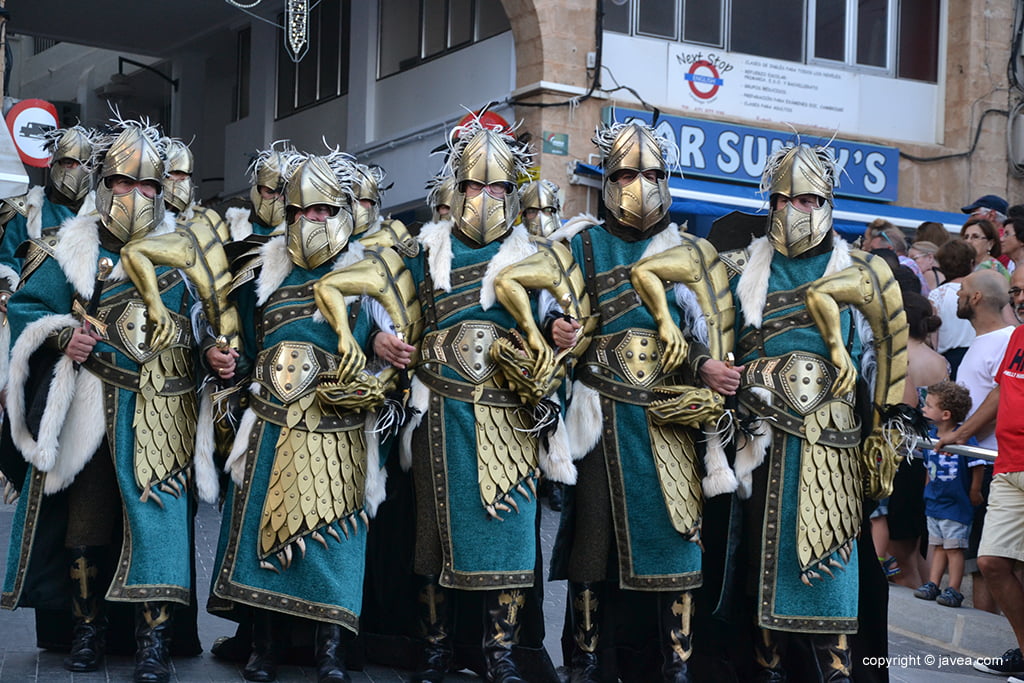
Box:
570 162 966 242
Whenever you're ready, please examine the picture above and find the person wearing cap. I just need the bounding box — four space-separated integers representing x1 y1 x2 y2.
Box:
963 195 1012 270
962 194 1010 225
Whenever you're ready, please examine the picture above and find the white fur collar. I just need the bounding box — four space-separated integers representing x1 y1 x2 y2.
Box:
24 187 95 239
25 186 44 238
417 218 455 292
54 212 177 297
480 225 536 310
548 213 600 243
255 236 366 307
226 206 253 242
736 234 851 329
641 222 684 259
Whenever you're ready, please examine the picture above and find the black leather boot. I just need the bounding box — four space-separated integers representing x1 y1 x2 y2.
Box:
810 633 851 683
134 602 173 683
410 575 452 683
483 589 526 683
314 621 351 683
549 483 564 512
243 609 283 682
753 628 787 682
658 591 693 683
63 546 107 672
568 582 600 683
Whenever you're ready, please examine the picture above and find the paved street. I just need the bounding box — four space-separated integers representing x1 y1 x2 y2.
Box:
0 491 565 682
0 493 1016 682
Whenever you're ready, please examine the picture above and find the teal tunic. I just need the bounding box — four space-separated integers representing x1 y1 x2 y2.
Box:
3 241 195 607
734 248 861 633
562 225 703 590
0 192 74 287
407 235 539 589
210 260 379 632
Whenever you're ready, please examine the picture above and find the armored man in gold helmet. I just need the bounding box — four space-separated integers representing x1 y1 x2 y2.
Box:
205 149 394 683
376 118 575 683
0 126 98 391
161 137 229 243
225 142 296 244
0 119 213 682
534 121 740 683
706 144 908 681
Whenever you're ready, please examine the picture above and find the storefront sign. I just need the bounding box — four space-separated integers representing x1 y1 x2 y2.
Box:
603 107 899 202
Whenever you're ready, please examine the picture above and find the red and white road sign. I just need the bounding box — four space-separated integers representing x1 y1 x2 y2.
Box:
6 99 59 168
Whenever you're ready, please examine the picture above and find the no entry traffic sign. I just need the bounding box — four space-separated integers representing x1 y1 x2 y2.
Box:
6 99 59 168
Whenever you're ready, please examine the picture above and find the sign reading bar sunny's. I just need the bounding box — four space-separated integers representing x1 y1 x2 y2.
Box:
603 107 900 203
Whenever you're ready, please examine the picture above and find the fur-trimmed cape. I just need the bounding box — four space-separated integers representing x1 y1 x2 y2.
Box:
400 219 576 484
3 212 187 494
730 234 871 497
219 235 386 514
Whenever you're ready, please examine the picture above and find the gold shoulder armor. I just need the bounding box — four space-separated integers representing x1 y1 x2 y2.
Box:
717 247 750 279
3 194 28 219
185 206 230 244
316 245 423 346
630 233 735 367
358 218 420 258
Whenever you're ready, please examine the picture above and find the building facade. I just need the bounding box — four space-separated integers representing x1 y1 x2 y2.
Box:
8 0 1024 229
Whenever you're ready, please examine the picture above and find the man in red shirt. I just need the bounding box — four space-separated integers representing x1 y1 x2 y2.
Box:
942 269 1024 679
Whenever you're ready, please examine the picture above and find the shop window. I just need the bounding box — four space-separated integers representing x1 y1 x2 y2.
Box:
897 0 940 82
607 0 939 83
276 0 350 119
378 0 511 78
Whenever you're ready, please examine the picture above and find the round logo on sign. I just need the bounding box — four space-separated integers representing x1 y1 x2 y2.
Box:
6 99 59 168
685 60 723 101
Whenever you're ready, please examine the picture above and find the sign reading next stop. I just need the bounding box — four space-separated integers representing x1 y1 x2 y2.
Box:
603 107 899 203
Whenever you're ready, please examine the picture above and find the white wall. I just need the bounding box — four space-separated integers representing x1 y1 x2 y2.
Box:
601 32 942 146
6 35 161 127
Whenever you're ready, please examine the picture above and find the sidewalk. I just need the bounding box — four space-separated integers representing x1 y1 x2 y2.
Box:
888 580 1018 660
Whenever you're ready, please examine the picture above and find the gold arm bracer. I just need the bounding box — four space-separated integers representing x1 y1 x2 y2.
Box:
120 223 241 353
313 246 422 380
493 237 594 360
630 233 735 371
804 251 909 498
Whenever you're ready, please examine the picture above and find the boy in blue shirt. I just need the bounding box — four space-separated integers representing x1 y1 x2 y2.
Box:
914 380 987 607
